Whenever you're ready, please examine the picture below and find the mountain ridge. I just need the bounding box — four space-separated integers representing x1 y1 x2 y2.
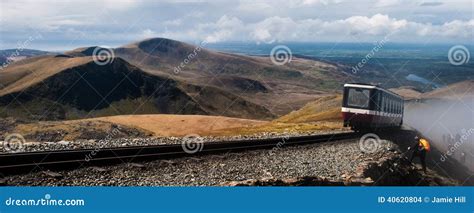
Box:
0 37 350 120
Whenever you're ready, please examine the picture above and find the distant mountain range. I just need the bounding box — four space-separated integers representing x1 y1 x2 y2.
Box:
0 49 54 67
0 38 350 121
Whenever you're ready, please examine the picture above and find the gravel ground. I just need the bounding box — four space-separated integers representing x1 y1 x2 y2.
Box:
3 138 394 186
0 130 350 153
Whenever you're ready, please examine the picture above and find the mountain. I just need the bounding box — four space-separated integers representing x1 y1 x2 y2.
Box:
276 95 342 123
0 38 350 121
424 80 474 99
391 80 474 101
0 49 53 68
389 86 423 100
114 38 349 115
0 55 273 120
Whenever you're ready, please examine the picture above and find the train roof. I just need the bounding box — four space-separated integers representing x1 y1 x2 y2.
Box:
344 83 402 99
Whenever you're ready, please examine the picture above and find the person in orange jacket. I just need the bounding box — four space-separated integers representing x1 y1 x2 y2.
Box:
409 135 430 174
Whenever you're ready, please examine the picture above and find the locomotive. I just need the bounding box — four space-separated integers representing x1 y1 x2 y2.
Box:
342 83 404 131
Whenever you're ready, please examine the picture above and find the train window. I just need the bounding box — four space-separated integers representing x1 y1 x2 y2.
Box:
375 92 382 111
395 99 397 113
387 99 392 113
398 101 401 114
386 97 389 113
392 99 395 113
388 98 391 113
398 100 401 113
382 96 385 112
399 100 402 113
347 88 370 108
393 98 396 113
383 96 387 112
389 97 392 113
390 99 393 113
395 102 397 114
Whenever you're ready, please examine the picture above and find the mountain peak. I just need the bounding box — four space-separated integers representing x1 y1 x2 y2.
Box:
130 37 198 56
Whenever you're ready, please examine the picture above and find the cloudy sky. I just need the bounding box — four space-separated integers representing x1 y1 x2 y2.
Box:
0 0 472 50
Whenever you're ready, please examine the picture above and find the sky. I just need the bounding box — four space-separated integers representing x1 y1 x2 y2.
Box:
0 0 473 50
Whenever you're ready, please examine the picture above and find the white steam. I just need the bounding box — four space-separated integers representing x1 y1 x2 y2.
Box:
404 97 474 172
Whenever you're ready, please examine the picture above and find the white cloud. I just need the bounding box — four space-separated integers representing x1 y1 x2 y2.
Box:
199 15 245 42
343 14 408 35
0 0 473 49
184 14 473 43
297 0 344 6
237 1 272 12
374 0 402 7
102 0 140 10
0 0 140 32
164 19 183 27
142 29 158 38
237 0 344 11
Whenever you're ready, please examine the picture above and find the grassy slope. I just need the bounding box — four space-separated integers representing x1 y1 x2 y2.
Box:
96 114 267 137
0 56 91 95
213 95 345 136
276 95 342 123
425 80 474 99
2 95 346 141
10 119 153 141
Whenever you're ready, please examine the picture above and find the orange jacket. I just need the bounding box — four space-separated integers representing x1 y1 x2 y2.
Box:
419 138 430 152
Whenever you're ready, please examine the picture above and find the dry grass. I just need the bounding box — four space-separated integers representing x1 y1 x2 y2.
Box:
389 87 423 100
94 114 267 137
6 94 346 140
213 121 343 136
213 95 346 136
12 119 153 141
0 56 92 95
276 95 342 123
425 80 474 99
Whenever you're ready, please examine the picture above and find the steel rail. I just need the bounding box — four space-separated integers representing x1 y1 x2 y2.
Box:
0 132 359 176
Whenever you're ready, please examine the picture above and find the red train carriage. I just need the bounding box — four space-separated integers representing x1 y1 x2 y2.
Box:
342 83 404 131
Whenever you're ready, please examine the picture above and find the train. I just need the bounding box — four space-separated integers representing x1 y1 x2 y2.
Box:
342 83 404 131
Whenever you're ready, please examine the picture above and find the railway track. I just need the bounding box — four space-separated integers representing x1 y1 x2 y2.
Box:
0 132 359 176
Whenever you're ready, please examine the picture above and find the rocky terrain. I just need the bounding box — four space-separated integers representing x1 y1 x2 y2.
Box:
1 136 457 186
0 129 349 153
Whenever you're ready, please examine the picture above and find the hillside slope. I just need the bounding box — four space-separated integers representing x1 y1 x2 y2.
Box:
0 56 273 120
276 95 342 123
114 38 349 115
424 80 474 99
0 38 351 121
